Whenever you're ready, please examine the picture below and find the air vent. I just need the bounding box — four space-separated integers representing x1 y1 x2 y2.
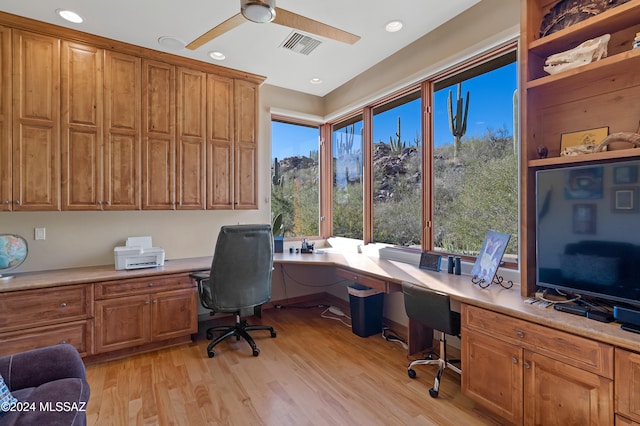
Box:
280 32 322 55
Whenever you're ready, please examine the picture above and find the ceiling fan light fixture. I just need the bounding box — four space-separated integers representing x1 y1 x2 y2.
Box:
241 0 276 23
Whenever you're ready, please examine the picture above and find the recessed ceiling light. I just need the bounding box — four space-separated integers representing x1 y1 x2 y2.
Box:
209 51 226 61
310 78 322 84
385 20 403 33
56 9 83 24
157 36 185 50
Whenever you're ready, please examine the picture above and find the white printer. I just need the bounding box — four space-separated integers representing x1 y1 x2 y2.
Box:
114 236 165 270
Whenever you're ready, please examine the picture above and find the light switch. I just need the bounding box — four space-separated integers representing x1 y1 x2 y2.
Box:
35 227 46 240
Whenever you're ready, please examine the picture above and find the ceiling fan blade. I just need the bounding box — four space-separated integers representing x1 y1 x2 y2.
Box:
273 8 360 45
186 13 246 50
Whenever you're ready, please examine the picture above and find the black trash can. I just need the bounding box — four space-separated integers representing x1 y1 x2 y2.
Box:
348 284 384 337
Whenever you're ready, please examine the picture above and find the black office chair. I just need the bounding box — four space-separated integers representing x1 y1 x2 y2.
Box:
191 224 276 358
402 281 461 398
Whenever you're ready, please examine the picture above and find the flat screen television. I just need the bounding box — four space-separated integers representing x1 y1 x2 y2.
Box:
536 159 640 307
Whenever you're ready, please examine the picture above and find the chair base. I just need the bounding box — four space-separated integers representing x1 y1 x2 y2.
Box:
407 334 461 398
205 314 276 358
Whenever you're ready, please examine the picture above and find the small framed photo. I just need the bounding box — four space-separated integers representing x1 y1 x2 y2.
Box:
612 187 638 212
560 127 609 152
470 230 511 284
573 204 597 234
614 165 638 184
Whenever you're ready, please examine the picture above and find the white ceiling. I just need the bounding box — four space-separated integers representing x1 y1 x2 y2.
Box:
1 0 480 97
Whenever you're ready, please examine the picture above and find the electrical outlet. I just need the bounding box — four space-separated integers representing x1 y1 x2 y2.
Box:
35 227 46 241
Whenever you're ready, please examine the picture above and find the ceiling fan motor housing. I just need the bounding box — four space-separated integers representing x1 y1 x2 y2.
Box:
241 0 277 23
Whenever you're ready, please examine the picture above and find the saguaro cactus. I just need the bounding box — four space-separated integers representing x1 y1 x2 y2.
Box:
389 116 406 154
447 83 470 158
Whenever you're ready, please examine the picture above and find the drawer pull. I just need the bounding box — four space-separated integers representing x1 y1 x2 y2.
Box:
60 303 67 308
148 282 154 287
60 340 67 344
516 331 524 338
144 300 150 305
512 357 518 364
152 299 157 304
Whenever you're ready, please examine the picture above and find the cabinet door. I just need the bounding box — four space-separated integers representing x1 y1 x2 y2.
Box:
616 348 640 423
94 295 151 353
103 51 140 210
61 41 104 210
151 288 197 341
176 67 205 209
461 328 523 425
234 79 258 209
0 25 10 210
142 60 175 210
12 30 60 211
524 350 613 426
206 74 233 209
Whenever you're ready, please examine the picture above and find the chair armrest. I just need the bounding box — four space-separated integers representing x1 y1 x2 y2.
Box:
190 272 213 310
1 344 86 391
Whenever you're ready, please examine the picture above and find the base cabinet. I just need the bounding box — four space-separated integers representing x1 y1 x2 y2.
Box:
616 348 640 424
462 304 614 425
94 274 197 354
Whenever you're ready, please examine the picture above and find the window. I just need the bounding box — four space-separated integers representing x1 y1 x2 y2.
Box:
372 90 422 247
271 119 320 237
431 51 518 262
332 116 364 240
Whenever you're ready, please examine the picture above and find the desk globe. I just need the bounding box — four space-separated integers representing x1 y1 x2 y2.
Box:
0 234 28 281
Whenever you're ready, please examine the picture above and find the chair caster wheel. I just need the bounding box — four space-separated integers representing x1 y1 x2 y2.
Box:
207 350 215 358
270 330 277 338
206 331 213 340
429 388 438 398
408 369 416 379
252 348 260 357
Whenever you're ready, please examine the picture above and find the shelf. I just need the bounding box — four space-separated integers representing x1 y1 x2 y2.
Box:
526 47 640 91
529 0 640 58
528 148 640 168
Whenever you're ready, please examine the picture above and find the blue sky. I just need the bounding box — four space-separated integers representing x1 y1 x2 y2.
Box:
272 61 517 160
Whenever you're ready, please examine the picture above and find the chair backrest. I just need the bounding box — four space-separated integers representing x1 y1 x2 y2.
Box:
402 282 460 336
208 224 273 313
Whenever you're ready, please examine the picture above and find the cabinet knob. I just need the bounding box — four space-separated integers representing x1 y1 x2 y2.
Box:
152 299 157 304
60 302 67 308
512 356 518 364
104 200 110 205
524 362 531 369
148 282 154 287
13 200 20 205
1 200 8 205
516 331 524 338
144 300 150 305
60 340 67 344
353 276 359 281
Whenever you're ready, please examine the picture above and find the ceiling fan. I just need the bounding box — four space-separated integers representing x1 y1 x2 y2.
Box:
186 0 360 50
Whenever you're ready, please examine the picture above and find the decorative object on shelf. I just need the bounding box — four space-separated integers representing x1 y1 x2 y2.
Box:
419 252 441 272
537 144 549 159
612 187 638 212
0 234 28 281
560 126 609 156
544 33 610 75
539 0 631 38
594 123 640 152
634 32 640 49
470 230 511 289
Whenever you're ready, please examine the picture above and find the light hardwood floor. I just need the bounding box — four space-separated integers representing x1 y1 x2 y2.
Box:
85 306 502 425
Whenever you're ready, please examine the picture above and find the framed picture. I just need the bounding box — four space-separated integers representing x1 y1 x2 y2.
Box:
560 127 609 152
614 165 638 184
573 204 597 234
564 167 603 199
470 230 511 284
612 187 638 212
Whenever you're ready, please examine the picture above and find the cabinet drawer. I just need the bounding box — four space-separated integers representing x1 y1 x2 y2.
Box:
0 320 92 357
335 268 387 293
463 305 613 378
95 273 194 299
0 285 93 333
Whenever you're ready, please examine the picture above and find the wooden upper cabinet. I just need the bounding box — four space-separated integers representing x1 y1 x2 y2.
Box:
0 25 10 211
61 41 104 210
206 74 233 209
176 67 205 209
12 30 60 211
234 79 258 209
142 60 176 210
103 51 141 210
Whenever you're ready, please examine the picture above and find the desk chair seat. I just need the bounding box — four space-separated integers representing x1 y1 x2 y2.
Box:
402 282 461 398
191 224 277 358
